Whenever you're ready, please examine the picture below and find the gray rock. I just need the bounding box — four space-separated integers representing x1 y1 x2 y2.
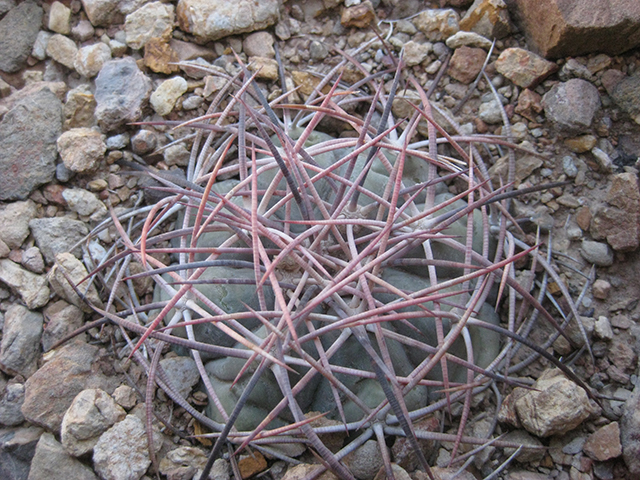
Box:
72 19 95 42
181 94 203 110
159 356 200 398
0 87 62 201
21 341 114 433
0 305 43 378
32 31 53 61
45 34 78 70
0 383 25 426
0 259 50 309
21 247 45 274
57 128 106 173
478 99 503 124
55 163 73 183
176 0 280 42
163 143 190 167
159 446 208 479
0 426 43 480
621 383 640 474
106 133 130 149
542 79 601 133
93 414 159 480
62 188 107 220
343 440 383 480
0 201 38 249
125 1 175 50
61 388 126 457
41 300 84 352
0 0 16 16
609 73 640 125
243 31 275 58
514 369 599 437
502 430 545 463
27 432 97 480
94 58 152 131
0 1 43 73
580 240 614 267
29 217 89 264
48 253 103 313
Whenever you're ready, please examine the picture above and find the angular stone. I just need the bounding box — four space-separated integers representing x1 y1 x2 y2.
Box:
0 383 26 427
608 74 640 125
64 85 97 129
124 1 175 50
0 426 43 480
22 247 45 274
412 9 460 41
42 300 84 352
29 217 89 264
564 134 597 153
514 88 543 121
402 40 431 67
48 252 103 313
27 432 97 480
242 31 275 58
459 0 512 39
0 305 43 378
57 128 106 173
621 384 640 474
94 58 152 131
0 259 50 309
0 1 43 73
49 2 71 35
0 87 62 201
62 188 107 220
159 356 200 399
247 56 279 81
448 46 486 84
46 34 79 70
495 48 558 88
143 38 179 74
341 0 376 28
81 0 123 27
506 0 640 58
582 422 621 461
542 79 601 133
61 388 126 457
150 76 188 116
177 0 280 42
0 201 38 249
21 341 114 433
514 369 599 437
74 42 112 78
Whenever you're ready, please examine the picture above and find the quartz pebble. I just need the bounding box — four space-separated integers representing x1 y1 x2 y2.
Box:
150 76 188 116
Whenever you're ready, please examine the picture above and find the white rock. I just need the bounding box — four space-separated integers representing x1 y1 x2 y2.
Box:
595 316 614 341
46 34 78 70
75 42 112 78
49 1 71 35
0 258 50 309
32 30 53 60
57 128 106 172
445 31 492 50
125 1 175 50
150 76 187 116
62 188 107 220
61 388 126 457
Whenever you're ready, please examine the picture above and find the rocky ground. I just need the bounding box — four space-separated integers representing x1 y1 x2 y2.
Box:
1 1 640 479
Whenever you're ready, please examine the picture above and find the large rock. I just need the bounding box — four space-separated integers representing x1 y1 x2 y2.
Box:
0 87 62 201
607 73 640 125
0 305 43 378
94 58 152 131
0 259 50 309
27 432 97 480
41 300 85 352
542 79 601 133
506 0 640 58
412 8 460 41
125 1 175 50
176 0 280 42
0 1 43 73
0 426 43 480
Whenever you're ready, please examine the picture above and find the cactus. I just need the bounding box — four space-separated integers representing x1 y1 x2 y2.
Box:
78 49 596 480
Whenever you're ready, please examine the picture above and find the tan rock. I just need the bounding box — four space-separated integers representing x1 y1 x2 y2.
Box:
412 9 460 41
48 252 103 313
341 0 376 28
144 38 179 74
459 0 512 39
495 47 557 88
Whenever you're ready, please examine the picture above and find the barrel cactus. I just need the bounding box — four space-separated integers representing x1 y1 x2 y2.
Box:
77 51 595 479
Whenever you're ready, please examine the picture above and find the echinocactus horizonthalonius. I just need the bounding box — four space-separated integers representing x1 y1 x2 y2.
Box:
75 48 596 480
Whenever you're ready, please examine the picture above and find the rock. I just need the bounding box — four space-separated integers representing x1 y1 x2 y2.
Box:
61 388 126 457
344 440 383 480
27 432 97 480
594 316 613 341
621 384 640 474
57 128 106 173
94 58 152 131
514 88 543 121
177 0 280 42
0 259 50 309
48 252 103 313
143 38 179 74
72 19 95 42
159 356 200 398
64 85 97 129
478 99 502 124
564 134 597 153
460 0 512 38
169 38 217 62
0 87 62 201
542 79 601 133
238 449 268 479
62 188 107 220
0 1 43 73
112 385 137 410
22 247 45 274
579 240 614 266
514 369 599 437
373 463 411 480
558 58 595 82
124 1 175 50
401 41 431 67
506 0 640 58
181 94 203 110
0 305 43 378
247 56 279 81
243 31 275 58
445 31 492 50
609 339 637 371
159 446 208 479
163 143 191 167
608 73 640 125
46 34 79 70
448 46 486 84
341 0 376 28
75 42 112 78
93 414 160 480
0 201 38 249
502 430 544 463
150 76 188 116
81 0 123 26
29 217 89 264
48 1 71 35
21 341 114 433
131 129 157 154
430 467 476 480
592 279 611 300
41 300 84 352
0 0 16 15
412 9 460 41
582 422 622 461
0 426 43 480
0 383 25 426
31 31 52 61
495 48 558 88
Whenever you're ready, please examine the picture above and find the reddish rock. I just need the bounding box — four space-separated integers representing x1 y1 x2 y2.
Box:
506 0 640 58
459 0 512 39
495 48 558 88
514 88 542 121
448 46 486 84
583 422 622 461
575 206 591 231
